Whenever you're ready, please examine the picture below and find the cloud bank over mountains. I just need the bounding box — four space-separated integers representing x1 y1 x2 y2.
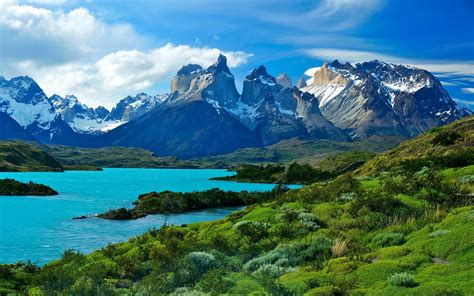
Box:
0 1 252 107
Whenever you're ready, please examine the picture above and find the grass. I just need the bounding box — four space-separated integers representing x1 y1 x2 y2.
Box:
0 141 63 172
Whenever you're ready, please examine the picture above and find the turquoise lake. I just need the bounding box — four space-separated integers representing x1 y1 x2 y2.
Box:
0 168 285 264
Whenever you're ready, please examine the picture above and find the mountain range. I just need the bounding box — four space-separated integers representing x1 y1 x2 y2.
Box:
0 56 470 158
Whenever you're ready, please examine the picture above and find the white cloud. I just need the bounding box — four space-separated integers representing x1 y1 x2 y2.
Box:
462 88 474 94
13 44 252 108
262 0 382 31
26 0 68 5
304 48 474 77
0 2 252 108
0 1 146 67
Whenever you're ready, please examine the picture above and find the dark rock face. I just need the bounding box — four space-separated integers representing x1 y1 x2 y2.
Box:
0 112 35 141
254 94 306 146
241 65 280 106
31 115 97 147
302 60 471 138
102 100 260 158
293 90 348 141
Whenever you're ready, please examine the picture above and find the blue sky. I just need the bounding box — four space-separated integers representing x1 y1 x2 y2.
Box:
1 0 473 109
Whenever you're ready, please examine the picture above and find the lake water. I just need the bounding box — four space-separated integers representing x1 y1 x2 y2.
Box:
0 168 283 264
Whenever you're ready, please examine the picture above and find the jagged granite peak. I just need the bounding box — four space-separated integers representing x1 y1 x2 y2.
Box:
296 76 307 89
241 65 280 106
302 60 471 138
276 73 293 88
177 64 203 76
167 54 240 109
205 54 232 75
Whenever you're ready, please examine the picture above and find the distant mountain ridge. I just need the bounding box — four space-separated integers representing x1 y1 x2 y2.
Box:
0 57 470 158
302 60 471 138
0 75 169 140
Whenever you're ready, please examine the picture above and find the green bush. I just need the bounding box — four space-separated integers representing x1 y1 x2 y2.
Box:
233 221 270 242
429 229 450 238
387 272 417 287
371 233 406 247
432 130 462 146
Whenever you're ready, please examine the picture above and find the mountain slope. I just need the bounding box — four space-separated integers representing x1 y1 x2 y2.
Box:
0 112 35 141
356 115 474 175
103 100 259 158
0 141 63 172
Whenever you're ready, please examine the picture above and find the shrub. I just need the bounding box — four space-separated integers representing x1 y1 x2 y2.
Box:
253 263 296 278
371 233 406 247
349 191 407 218
244 244 298 272
278 205 302 223
185 252 217 274
432 130 462 146
459 175 474 184
297 212 321 231
387 272 417 287
300 235 333 262
338 192 358 202
233 220 270 242
429 229 450 238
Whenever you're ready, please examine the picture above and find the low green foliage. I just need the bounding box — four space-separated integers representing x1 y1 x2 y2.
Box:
98 187 285 219
371 232 406 247
387 272 417 287
0 178 58 196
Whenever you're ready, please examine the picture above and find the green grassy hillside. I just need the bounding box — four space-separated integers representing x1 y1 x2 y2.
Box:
39 145 219 169
199 136 403 165
0 141 63 172
357 115 474 176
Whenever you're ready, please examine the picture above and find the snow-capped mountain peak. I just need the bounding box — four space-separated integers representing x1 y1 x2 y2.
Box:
302 59 471 138
0 76 56 129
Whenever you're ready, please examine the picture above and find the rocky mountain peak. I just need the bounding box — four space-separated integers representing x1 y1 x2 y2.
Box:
276 73 292 88
246 66 276 84
177 64 203 76
205 54 232 75
241 66 280 106
296 76 307 89
303 60 471 138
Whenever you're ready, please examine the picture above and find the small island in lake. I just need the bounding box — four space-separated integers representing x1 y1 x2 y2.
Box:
97 187 284 220
0 178 58 196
